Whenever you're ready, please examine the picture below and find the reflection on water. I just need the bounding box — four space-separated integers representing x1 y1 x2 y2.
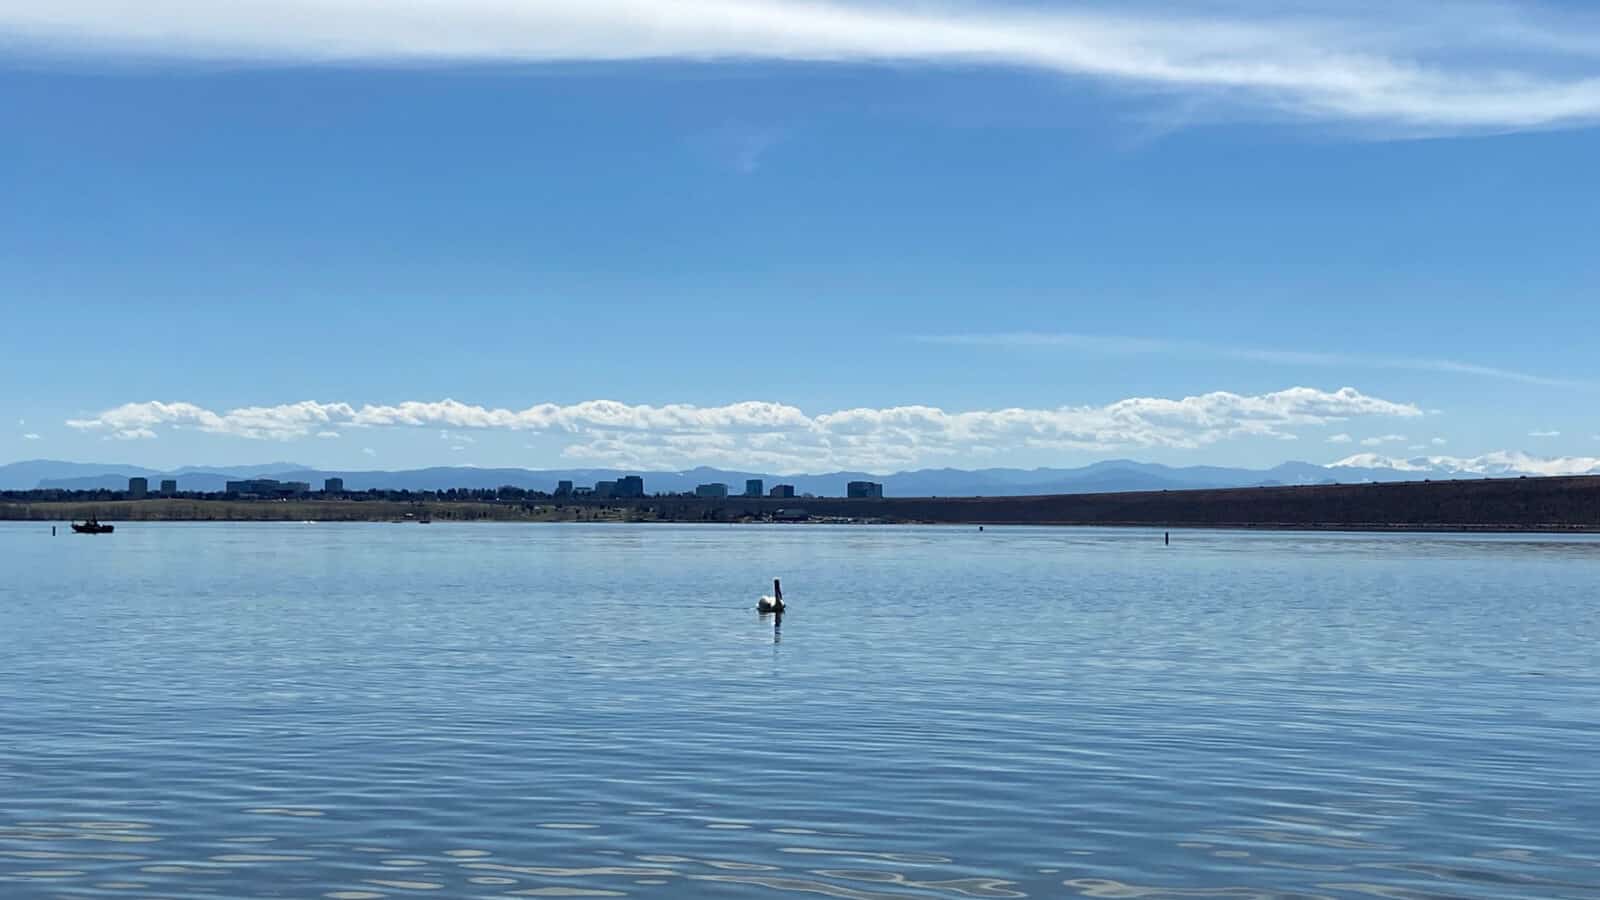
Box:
14 812 1594 900
3 524 1600 898
0 814 1046 897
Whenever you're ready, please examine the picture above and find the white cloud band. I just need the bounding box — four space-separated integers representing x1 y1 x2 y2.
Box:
5 0 1600 132
66 387 1420 471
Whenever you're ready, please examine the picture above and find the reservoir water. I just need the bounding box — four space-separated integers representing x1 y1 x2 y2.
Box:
2 522 1598 899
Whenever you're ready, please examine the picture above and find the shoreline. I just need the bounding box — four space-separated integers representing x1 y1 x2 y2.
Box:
6 519 1599 535
5 474 1600 533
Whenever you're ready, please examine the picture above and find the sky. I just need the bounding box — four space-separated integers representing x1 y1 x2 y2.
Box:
3 0 1599 475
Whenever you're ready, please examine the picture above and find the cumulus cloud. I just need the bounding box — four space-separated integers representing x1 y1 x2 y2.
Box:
68 398 818 441
316 430 341 439
65 387 1419 472
65 400 347 441
6 1 1600 133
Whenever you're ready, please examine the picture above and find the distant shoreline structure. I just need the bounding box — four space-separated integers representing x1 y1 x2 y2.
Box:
5 475 1599 533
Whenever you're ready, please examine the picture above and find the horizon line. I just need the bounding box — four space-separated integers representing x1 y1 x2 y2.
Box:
8 451 1600 482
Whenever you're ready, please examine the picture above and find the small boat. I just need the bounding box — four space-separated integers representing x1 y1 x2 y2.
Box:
71 519 115 534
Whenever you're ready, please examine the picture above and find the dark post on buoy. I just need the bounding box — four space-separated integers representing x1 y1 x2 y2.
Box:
52 525 57 536
1164 531 1170 546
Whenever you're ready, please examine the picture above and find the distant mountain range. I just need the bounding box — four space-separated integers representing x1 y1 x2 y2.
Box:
6 454 1595 496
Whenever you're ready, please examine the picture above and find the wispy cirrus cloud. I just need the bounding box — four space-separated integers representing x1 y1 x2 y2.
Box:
65 387 1419 472
1529 429 1562 437
915 331 1589 389
5 0 1600 133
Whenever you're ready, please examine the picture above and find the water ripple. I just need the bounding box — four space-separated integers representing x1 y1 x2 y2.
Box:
3 524 1599 898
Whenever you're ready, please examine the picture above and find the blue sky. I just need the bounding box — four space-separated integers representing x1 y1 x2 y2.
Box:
3 0 1599 474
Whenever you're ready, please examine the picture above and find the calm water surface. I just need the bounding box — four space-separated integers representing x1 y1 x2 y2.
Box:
2 523 1598 899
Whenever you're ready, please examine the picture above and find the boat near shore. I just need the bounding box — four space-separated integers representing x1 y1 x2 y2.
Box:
71 519 114 534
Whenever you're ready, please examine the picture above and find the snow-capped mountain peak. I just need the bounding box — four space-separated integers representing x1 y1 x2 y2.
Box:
1332 451 1600 478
